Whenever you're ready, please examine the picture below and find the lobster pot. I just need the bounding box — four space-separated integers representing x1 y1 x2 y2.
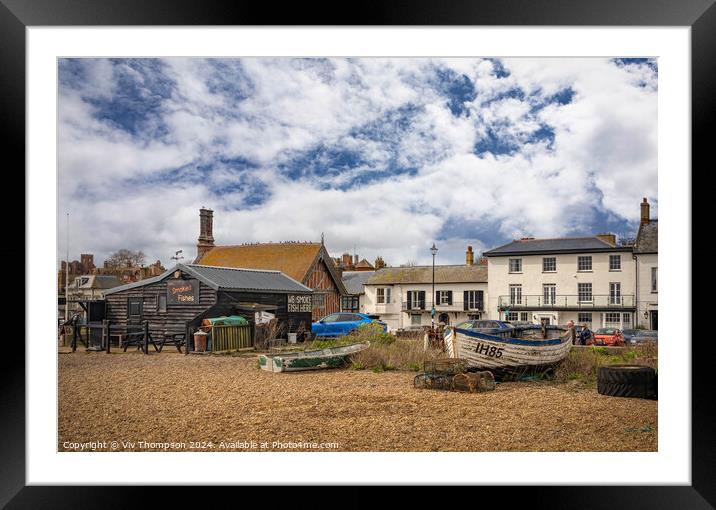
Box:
424 359 468 376
413 373 455 391
453 371 496 393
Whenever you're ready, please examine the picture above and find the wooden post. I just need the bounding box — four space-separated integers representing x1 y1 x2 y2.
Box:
71 325 78 353
185 321 191 355
105 320 111 354
143 321 149 355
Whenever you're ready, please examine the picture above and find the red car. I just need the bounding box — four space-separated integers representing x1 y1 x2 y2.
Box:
593 327 626 346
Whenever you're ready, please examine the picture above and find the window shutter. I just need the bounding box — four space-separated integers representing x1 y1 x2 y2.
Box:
435 291 440 306
477 291 484 310
464 291 469 311
447 291 453 305
406 291 412 310
419 291 426 310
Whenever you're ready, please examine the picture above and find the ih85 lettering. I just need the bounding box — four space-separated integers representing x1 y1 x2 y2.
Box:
474 342 503 358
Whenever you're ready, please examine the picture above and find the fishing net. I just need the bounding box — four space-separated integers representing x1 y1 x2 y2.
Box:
413 373 455 390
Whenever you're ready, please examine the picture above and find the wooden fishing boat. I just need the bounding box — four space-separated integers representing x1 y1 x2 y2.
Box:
258 342 370 373
444 320 572 373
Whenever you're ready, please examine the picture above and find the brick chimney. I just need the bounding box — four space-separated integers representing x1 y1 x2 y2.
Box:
466 245 474 266
342 253 352 268
195 207 215 263
640 197 650 225
596 233 616 246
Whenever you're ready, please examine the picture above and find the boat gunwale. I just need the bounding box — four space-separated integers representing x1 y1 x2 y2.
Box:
260 341 370 361
450 327 571 347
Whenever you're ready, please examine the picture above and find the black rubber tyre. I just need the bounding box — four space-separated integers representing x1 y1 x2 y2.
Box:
598 365 657 399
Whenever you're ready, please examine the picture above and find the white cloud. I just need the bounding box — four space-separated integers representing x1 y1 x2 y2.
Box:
58 57 657 267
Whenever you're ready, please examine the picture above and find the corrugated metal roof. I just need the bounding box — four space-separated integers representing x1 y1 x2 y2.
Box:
104 264 312 295
342 271 376 294
634 220 658 253
366 265 488 285
484 236 629 255
185 264 311 293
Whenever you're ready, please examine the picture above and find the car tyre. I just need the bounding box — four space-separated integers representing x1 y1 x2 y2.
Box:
598 365 657 400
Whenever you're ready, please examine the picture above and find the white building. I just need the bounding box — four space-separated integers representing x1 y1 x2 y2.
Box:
484 235 636 329
363 247 488 331
340 270 376 313
634 198 658 329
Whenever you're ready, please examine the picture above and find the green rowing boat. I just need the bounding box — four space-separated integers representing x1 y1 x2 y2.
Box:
258 342 370 373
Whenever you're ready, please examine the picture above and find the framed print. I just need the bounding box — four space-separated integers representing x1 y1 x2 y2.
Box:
4 0 710 506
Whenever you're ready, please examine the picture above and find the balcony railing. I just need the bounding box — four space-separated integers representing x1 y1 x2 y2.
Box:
498 295 635 309
400 301 484 312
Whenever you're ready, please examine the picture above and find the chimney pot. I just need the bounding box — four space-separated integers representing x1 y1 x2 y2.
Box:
196 208 215 262
465 245 474 266
640 197 650 225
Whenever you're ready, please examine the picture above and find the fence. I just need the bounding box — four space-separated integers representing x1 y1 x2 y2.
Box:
211 324 253 352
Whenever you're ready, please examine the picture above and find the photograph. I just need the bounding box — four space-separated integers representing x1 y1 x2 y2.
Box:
56 56 659 453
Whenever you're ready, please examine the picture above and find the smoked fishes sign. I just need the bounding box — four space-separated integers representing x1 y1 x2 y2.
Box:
167 279 199 305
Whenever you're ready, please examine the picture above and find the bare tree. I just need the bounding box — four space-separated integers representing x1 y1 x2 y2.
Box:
104 249 146 269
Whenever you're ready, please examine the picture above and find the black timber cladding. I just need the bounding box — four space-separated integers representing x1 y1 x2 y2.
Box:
104 263 312 337
484 237 633 256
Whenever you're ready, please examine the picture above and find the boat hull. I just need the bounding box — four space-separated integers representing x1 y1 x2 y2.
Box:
258 342 370 373
444 328 572 373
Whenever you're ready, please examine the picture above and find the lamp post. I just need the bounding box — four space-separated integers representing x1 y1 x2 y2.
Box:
430 243 438 331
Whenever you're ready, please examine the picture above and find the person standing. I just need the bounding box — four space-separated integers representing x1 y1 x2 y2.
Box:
579 323 593 345
566 320 576 345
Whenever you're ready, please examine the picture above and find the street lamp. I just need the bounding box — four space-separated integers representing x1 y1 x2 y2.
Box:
430 243 438 330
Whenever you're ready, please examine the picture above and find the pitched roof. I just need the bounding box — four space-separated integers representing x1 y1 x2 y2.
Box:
354 259 375 270
90 275 123 289
104 263 312 295
197 242 347 294
366 265 488 285
342 271 376 294
73 275 122 289
634 220 658 253
484 236 631 256
197 243 322 282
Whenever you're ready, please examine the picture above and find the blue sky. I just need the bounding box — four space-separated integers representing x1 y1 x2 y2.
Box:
58 57 657 266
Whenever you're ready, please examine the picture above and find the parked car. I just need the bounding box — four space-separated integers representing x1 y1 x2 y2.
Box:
629 329 658 345
622 329 639 344
593 327 626 346
311 312 387 337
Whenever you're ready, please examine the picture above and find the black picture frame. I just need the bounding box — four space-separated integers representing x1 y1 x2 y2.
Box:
2 0 708 506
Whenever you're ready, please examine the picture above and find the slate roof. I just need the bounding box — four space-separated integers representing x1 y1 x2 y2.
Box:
484 237 631 256
342 271 376 295
104 263 312 295
73 275 122 289
366 265 488 285
634 220 658 254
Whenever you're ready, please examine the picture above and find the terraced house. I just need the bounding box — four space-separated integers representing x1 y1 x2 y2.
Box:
363 247 488 331
483 198 656 330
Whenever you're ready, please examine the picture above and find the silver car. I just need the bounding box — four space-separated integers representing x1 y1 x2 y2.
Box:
629 329 658 345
